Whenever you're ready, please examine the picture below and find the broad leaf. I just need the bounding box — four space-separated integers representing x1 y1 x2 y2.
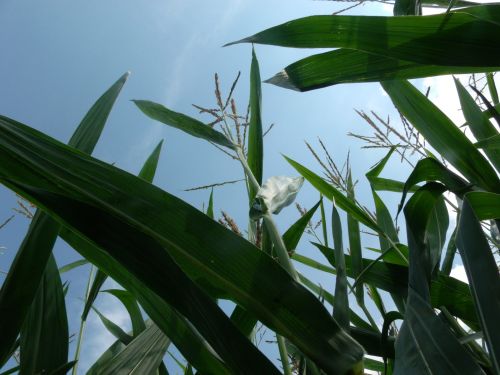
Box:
0 116 364 375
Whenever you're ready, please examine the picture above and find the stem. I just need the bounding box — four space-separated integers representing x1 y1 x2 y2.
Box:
277 335 292 375
72 265 95 375
236 147 299 280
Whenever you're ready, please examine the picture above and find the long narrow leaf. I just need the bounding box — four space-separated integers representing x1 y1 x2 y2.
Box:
247 47 264 201
228 6 500 67
0 72 129 365
0 116 364 375
382 80 499 192
456 195 500 372
266 48 498 91
134 100 235 150
19 255 69 374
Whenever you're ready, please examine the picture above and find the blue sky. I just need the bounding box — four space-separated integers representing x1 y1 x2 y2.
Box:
0 0 475 373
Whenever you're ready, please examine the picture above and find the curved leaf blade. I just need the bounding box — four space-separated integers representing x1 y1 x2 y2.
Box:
134 100 235 150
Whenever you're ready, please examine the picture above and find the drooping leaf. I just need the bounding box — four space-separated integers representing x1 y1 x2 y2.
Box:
228 6 500 67
382 80 499 192
0 116 364 375
134 100 235 149
265 48 499 91
19 255 69 374
456 195 500 373
93 306 134 345
398 157 472 216
104 289 147 337
464 192 500 220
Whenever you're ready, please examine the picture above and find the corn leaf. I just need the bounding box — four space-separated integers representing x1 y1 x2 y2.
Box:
247 47 264 201
104 289 147 337
228 6 500 67
382 80 499 192
60 228 230 375
475 134 500 150
285 155 380 232
456 195 500 372
0 72 128 365
331 204 349 329
19 255 69 374
93 306 133 345
455 78 500 171
134 100 235 150
58 259 89 274
282 200 320 251
0 116 364 375
266 49 499 91
92 323 170 375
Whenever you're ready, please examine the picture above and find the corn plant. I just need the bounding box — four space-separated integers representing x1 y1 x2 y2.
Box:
0 3 499 375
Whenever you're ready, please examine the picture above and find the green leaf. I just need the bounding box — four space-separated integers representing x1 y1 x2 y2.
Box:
228 6 500 67
312 244 479 328
282 200 320 252
207 189 214 219
87 339 127 375
58 259 89 274
82 270 107 321
247 47 264 201
134 100 235 150
455 78 500 171
265 49 499 92
369 177 419 193
93 306 134 345
456 195 500 372
465 192 500 220
486 72 499 106
331 204 349 329
92 323 170 375
297 272 373 332
426 196 449 277
398 157 472 216
138 139 164 182
382 80 499 192
475 134 500 150
104 289 147 337
394 288 485 374
285 155 380 232
346 174 363 306
81 139 164 323
0 72 129 365
60 229 230 375
19 255 69 374
68 71 129 152
0 212 59 366
0 117 364 375
441 226 458 276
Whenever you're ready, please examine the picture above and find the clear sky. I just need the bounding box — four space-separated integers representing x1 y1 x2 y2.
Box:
0 0 475 373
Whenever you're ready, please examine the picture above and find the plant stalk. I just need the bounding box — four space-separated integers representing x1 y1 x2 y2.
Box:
72 264 95 375
277 335 292 375
236 147 299 280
